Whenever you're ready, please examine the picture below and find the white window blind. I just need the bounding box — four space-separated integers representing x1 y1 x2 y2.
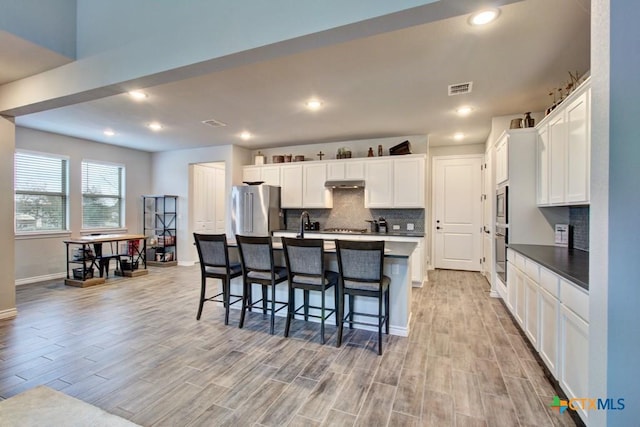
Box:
82 161 124 229
15 151 68 232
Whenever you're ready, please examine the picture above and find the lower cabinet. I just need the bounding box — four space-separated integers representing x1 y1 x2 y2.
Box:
560 304 590 422
505 251 589 424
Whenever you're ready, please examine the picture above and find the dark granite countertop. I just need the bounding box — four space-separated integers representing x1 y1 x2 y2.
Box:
508 244 589 291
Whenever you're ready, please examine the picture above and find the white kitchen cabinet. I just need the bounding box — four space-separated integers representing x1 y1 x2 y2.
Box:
524 275 539 349
538 286 559 375
302 163 332 208
364 159 394 208
506 261 516 312
560 303 589 423
326 160 365 180
537 78 591 206
393 156 425 208
565 88 590 204
495 134 508 185
280 164 303 208
242 165 280 186
536 125 549 205
261 166 281 186
548 113 567 204
242 166 262 183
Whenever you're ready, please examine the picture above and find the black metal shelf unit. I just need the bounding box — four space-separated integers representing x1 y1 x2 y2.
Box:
143 195 178 266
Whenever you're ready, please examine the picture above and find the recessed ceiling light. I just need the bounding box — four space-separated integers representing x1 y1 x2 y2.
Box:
147 122 163 131
103 129 115 136
128 90 148 100
305 99 323 111
240 131 252 140
454 132 465 141
469 8 500 26
456 106 473 116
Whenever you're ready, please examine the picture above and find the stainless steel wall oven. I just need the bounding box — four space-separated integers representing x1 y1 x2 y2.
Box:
495 185 508 283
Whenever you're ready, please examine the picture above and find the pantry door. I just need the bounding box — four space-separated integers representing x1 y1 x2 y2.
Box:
432 155 482 271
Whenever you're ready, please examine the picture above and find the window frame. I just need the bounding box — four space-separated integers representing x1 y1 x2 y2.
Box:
81 159 126 231
14 149 70 235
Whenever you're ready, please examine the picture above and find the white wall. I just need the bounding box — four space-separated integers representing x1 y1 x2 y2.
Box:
0 117 16 318
14 127 152 283
151 144 250 264
248 135 428 163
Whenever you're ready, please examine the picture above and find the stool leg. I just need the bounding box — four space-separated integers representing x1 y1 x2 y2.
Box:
197 277 206 320
385 288 390 335
262 285 268 314
378 290 383 356
334 285 339 326
269 284 276 335
320 289 325 344
224 277 231 325
336 286 344 348
239 280 248 329
284 285 294 337
304 290 310 321
348 294 355 329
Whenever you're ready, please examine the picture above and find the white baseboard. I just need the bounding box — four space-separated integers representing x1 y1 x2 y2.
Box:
0 308 18 320
15 272 66 286
178 261 195 267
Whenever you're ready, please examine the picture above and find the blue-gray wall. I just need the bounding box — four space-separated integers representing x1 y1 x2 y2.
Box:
608 0 640 423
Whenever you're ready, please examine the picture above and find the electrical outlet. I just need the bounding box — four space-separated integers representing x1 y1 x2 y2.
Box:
393 224 400 230
407 223 414 231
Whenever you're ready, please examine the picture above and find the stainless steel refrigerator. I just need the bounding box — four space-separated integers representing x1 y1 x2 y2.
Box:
231 185 284 236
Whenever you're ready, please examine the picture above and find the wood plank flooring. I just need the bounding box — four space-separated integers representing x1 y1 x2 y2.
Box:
0 267 576 426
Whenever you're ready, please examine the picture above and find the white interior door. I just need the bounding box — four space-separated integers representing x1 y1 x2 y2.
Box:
193 163 226 234
433 156 482 271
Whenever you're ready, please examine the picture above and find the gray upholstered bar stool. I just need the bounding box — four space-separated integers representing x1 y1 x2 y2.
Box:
236 235 289 335
281 237 339 344
335 239 390 355
193 233 243 324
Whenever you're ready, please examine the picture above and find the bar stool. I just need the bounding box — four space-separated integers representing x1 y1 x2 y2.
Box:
281 237 339 344
236 235 289 335
193 233 243 324
335 240 390 355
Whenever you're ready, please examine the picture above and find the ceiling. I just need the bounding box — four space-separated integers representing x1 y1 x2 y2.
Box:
10 0 590 152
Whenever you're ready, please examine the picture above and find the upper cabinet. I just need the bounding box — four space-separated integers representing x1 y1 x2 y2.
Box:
326 160 365 180
537 78 591 206
242 154 426 209
393 156 425 208
495 135 509 185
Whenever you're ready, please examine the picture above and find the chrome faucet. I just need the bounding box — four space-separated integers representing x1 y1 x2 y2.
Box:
298 211 310 238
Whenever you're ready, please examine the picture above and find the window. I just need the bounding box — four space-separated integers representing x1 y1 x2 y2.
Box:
82 161 125 229
15 151 68 232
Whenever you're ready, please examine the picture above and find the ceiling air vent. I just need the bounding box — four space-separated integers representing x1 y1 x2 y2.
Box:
448 81 473 96
201 118 227 128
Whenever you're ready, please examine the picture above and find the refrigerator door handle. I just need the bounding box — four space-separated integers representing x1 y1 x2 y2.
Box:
243 192 253 233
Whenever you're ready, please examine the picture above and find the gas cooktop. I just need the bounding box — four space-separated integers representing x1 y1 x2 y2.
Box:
323 228 368 234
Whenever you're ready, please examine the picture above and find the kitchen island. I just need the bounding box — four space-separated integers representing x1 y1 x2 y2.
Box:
227 237 416 337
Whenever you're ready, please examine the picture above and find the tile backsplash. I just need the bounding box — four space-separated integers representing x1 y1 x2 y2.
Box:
570 206 589 251
284 188 424 232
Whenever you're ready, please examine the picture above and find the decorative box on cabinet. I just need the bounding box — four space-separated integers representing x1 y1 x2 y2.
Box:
143 195 178 267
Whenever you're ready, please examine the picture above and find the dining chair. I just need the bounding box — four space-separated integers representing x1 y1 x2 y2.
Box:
236 235 288 334
193 233 243 324
281 237 338 344
335 239 390 355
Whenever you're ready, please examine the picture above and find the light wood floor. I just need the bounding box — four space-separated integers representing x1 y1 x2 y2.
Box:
0 267 576 426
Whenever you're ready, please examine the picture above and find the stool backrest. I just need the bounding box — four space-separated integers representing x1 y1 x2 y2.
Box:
236 235 274 273
336 240 385 283
282 238 324 277
193 233 229 270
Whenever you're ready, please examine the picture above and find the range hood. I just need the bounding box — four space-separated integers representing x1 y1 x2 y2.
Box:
324 179 366 189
